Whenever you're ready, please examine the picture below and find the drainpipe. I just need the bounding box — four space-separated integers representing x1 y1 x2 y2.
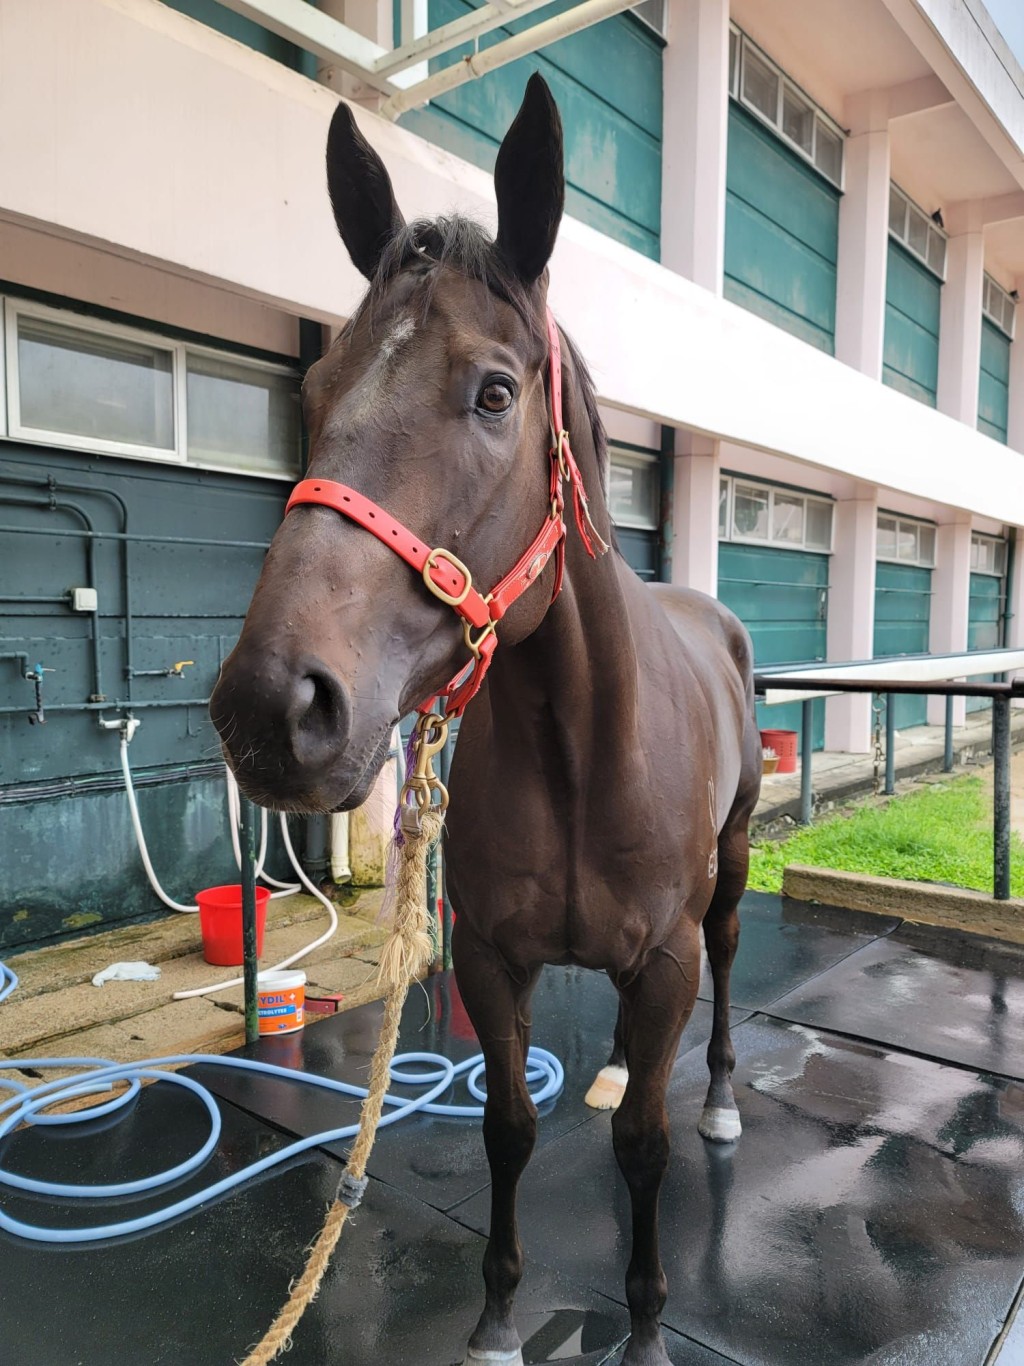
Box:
1000 526 1016 649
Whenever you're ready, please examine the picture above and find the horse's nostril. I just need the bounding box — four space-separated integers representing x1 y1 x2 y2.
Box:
289 665 349 761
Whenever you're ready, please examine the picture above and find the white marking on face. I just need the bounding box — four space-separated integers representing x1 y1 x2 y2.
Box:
344 315 416 423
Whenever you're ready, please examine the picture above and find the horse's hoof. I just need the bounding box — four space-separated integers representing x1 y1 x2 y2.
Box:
698 1104 742 1143
584 1064 628 1110
463 1350 524 1364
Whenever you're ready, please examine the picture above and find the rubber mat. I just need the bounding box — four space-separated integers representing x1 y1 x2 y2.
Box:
190 965 747 1212
766 920 1024 1080
451 1014 1024 1366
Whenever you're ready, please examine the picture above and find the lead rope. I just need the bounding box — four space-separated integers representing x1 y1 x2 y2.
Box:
239 719 448 1366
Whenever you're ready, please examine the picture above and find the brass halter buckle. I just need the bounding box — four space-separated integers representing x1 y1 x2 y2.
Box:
399 711 450 835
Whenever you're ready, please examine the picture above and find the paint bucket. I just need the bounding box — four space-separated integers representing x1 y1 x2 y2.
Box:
759 729 799 774
257 969 306 1036
196 884 270 966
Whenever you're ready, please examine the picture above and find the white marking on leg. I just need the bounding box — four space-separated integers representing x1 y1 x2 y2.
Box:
464 1350 524 1364
584 1064 628 1111
698 1105 742 1143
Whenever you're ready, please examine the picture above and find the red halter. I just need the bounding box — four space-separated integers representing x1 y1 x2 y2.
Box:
284 309 607 718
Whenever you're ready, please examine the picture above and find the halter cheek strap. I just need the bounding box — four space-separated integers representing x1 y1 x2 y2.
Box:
284 307 606 718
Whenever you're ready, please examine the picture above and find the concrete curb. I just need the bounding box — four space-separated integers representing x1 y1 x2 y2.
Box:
782 864 1024 945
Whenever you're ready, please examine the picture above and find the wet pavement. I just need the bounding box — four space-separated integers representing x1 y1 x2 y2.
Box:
2 891 1023 1365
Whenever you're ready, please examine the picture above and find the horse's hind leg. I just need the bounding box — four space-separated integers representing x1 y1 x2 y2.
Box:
613 916 702 1366
453 919 541 1366
585 1001 628 1110
697 819 748 1144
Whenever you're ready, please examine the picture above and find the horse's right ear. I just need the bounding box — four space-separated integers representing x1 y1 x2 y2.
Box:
326 101 405 280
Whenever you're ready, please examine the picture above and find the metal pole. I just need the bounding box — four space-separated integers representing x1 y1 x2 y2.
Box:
239 796 261 1043
884 694 895 795
800 698 814 825
944 694 955 772
993 693 1012 901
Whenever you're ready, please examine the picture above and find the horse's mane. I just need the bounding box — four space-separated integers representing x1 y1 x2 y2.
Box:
366 214 608 491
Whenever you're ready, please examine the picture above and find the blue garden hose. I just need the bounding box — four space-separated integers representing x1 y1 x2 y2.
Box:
0 961 17 1005
0 1044 564 1245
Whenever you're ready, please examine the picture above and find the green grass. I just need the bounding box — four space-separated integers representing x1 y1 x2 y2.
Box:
748 775 1024 897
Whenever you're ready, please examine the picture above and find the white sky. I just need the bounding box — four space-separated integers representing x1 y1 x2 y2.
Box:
984 0 1024 69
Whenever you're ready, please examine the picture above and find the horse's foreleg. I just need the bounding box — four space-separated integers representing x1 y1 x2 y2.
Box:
698 821 748 1144
584 999 628 1110
613 918 701 1366
453 920 540 1366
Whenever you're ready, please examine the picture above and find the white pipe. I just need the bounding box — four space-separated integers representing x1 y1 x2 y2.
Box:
119 738 198 914
172 815 339 1001
380 0 637 118
760 647 1024 706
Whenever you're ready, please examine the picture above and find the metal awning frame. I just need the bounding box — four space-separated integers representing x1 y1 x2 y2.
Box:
211 0 638 118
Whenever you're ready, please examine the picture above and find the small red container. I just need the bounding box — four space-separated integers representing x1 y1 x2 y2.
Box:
759 728 799 775
196 884 270 966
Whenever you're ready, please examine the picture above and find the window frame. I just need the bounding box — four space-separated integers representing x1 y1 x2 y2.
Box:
5 298 183 464
888 183 947 281
982 273 1016 340
728 25 845 190
875 512 936 568
608 447 660 531
2 296 301 480
970 532 1007 578
718 473 834 553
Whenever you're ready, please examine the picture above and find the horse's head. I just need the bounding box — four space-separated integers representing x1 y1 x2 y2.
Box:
211 75 573 812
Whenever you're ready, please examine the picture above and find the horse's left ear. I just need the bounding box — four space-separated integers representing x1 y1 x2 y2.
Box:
494 74 565 285
326 100 406 280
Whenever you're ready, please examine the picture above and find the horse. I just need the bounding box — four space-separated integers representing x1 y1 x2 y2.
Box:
211 73 761 1366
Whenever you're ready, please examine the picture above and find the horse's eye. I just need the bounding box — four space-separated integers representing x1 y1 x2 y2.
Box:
477 380 514 415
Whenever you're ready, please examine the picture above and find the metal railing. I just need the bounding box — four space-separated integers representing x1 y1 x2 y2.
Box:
755 649 1024 901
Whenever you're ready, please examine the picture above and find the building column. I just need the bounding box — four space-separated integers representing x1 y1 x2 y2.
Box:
318 0 393 107
825 488 878 751
927 518 972 726
660 0 730 293
835 94 890 380
937 231 985 426
1007 275 1024 455
669 431 720 597
1008 530 1024 651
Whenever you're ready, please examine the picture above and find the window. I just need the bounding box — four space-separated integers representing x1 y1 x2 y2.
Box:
983 274 1016 339
719 475 833 551
889 184 946 279
9 307 176 459
728 27 844 188
877 513 935 567
3 297 301 477
971 533 1007 577
608 449 659 529
186 351 301 476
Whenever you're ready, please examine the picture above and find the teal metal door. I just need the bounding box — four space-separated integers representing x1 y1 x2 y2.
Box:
883 240 941 407
401 2 663 259
718 543 829 749
978 318 1011 443
724 103 840 354
966 571 1002 714
873 562 931 729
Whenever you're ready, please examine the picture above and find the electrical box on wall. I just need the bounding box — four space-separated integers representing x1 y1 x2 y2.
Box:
71 587 98 612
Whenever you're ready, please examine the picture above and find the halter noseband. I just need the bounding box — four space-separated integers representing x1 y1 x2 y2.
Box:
284 308 607 719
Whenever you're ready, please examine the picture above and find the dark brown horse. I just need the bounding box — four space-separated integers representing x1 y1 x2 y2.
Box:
211 75 761 1366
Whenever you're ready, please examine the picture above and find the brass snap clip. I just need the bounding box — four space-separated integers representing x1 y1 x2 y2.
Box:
399 711 450 835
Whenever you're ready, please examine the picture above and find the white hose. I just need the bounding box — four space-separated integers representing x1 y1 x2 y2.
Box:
119 738 198 913
171 815 338 1001
117 732 337 999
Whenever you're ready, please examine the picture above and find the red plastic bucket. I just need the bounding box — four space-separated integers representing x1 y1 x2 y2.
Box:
759 729 799 775
196 884 270 966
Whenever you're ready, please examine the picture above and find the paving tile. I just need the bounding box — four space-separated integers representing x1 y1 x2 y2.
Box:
453 1016 1024 1366
702 891 899 1011
766 920 1024 1080
0 1076 631 1366
189 966 742 1213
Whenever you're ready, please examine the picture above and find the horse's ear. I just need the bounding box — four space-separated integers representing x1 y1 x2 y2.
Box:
494 74 565 286
326 100 405 280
